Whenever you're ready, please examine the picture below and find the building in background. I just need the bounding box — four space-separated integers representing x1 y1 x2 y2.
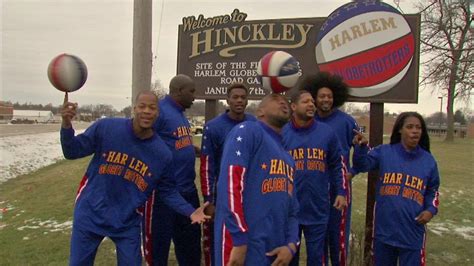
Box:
426 123 469 138
0 101 14 122
355 114 472 139
11 110 54 124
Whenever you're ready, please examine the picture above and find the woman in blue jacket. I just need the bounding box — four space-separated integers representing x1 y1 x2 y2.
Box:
353 112 440 266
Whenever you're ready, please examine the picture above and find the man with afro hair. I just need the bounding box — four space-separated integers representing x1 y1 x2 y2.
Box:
301 72 360 266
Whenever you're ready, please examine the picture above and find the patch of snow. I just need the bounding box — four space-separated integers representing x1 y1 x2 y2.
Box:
0 130 83 183
429 222 474 241
16 218 72 233
453 227 474 241
17 225 40 230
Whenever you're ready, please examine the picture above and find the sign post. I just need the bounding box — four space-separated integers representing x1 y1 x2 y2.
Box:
364 102 384 265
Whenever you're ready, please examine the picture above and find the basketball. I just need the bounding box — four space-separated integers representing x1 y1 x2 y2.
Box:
47 53 88 92
257 51 301 94
315 1 414 97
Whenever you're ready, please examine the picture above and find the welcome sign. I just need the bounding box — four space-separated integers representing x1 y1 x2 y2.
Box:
177 1 420 102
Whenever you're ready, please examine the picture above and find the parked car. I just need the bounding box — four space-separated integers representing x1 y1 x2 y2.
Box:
10 118 36 124
191 124 203 134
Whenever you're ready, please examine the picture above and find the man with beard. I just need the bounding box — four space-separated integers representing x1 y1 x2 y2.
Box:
282 90 347 266
214 93 299 266
61 91 209 266
143 75 203 265
306 72 359 266
200 83 257 266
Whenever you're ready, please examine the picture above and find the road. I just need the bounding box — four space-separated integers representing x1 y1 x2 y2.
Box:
0 122 91 137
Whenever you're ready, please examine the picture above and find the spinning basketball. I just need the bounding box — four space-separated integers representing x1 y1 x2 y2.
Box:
257 51 301 94
47 53 88 92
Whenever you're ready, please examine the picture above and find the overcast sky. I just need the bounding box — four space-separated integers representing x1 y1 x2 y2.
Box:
2 0 471 116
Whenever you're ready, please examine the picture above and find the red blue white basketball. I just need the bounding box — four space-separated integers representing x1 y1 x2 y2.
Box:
47 53 88 92
257 51 301 94
315 1 414 97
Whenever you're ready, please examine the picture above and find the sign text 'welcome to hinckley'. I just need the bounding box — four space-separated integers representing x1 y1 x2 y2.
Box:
176 3 420 103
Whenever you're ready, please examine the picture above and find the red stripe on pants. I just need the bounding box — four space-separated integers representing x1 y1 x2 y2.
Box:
222 225 233 266
203 221 212 266
143 191 155 265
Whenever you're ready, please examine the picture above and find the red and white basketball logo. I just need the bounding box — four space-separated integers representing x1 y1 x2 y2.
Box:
316 1 415 97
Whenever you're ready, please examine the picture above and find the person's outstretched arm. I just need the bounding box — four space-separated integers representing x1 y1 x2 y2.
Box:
60 93 97 159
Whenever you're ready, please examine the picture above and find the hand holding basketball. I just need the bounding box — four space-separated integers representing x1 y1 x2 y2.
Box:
61 93 78 129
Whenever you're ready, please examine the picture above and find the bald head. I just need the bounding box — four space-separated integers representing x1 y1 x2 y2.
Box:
257 93 290 130
169 74 196 109
169 74 194 94
257 94 286 113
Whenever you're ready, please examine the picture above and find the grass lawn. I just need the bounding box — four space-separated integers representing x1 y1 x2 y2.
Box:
349 136 474 265
0 136 472 265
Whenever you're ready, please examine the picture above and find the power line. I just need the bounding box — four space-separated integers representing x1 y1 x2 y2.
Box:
152 0 165 83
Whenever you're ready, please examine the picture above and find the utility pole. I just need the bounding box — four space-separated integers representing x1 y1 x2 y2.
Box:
132 0 153 106
438 96 443 137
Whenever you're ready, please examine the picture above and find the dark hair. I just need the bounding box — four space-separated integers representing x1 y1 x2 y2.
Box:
300 72 348 108
390 112 430 152
134 90 158 104
289 89 311 104
227 83 248 97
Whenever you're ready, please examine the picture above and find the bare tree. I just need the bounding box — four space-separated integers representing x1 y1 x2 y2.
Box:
121 106 132 118
454 109 468 124
425 111 447 125
92 104 117 119
151 79 166 98
416 0 473 141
